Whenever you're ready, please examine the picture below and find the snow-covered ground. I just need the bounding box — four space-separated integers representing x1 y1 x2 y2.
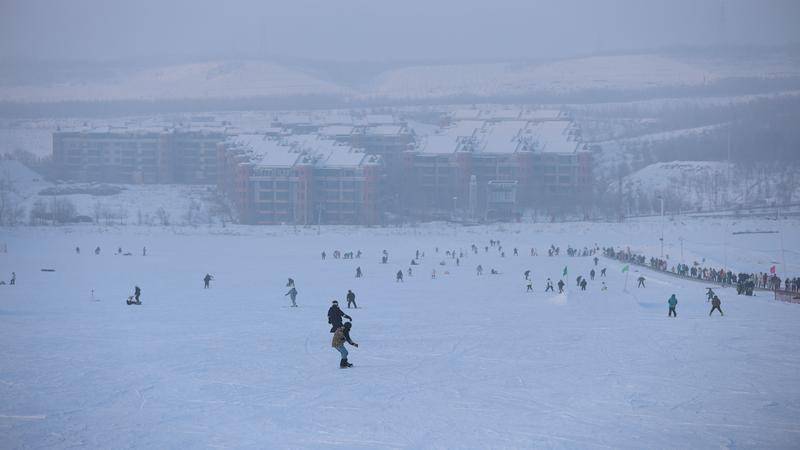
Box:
1 218 799 448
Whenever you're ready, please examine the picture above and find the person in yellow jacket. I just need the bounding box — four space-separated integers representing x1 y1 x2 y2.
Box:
332 322 358 368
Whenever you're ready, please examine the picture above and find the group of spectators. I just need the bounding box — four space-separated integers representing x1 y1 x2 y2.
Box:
602 247 799 295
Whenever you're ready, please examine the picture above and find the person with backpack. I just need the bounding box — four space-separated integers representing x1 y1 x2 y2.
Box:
332 322 358 368
668 294 678 317
709 295 724 316
328 300 352 332
346 290 358 309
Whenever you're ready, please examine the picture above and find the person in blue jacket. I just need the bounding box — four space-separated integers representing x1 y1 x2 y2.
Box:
668 294 678 317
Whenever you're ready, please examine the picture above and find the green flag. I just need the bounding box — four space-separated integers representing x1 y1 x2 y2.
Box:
622 264 629 273
563 266 568 276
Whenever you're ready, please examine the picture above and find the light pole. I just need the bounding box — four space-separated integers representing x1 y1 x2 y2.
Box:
659 196 665 258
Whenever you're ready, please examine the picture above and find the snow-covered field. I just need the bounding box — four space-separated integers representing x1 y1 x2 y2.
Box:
1 218 799 448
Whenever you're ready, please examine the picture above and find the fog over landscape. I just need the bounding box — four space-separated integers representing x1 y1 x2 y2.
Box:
1 1 800 449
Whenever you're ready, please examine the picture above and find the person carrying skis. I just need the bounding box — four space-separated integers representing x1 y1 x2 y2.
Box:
332 321 358 368
557 279 565 293
328 300 352 332
346 290 358 309
203 273 213 289
637 276 646 288
709 295 723 316
545 278 554 292
668 294 678 317
285 286 298 307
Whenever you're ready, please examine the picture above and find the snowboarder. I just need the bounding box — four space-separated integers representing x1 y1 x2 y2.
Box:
590 269 596 280
10 272 16 285
332 321 358 368
600 268 607 277
526 279 533 292
355 267 363 278
545 278 554 292
557 279 565 293
285 286 298 307
203 273 213 289
580 279 587 291
709 295 723 316
396 270 404 282
328 300 352 332
637 276 646 288
668 294 678 317
346 290 357 309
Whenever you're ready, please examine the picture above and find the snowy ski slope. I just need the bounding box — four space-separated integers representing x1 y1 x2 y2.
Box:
1 218 799 448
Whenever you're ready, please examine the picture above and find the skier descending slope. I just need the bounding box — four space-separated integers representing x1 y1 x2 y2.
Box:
332 322 358 368
328 300 352 332
285 286 298 307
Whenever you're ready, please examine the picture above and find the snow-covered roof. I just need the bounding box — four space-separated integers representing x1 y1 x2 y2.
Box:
526 121 580 154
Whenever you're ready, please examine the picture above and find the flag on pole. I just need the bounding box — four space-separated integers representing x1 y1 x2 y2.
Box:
563 266 568 276
770 265 776 274
622 265 629 273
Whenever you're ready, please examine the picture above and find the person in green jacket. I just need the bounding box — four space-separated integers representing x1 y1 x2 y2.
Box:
668 294 678 317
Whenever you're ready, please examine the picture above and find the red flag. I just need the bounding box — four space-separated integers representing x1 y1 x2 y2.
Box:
770 265 776 274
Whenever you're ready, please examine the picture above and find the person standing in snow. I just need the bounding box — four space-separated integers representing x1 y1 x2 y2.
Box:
668 294 678 317
134 286 141 303
95 246 101 255
10 272 16 285
709 295 723 316
285 286 298 307
332 322 358 368
328 300 352 332
576 275 582 287
76 246 80 254
286 278 295 288
476 265 483 276
545 278 554 292
590 269 596 280
580 278 587 291
601 282 608 291
706 287 715 302
526 278 533 292
142 247 147 256
637 276 646 288
396 270 404 282
346 290 358 309
524 270 530 280
557 279 565 293
355 267 362 278
600 268 607 277
321 251 326 260
203 273 213 289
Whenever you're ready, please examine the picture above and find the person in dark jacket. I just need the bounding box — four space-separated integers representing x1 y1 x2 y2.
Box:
332 321 358 368
637 276 646 288
328 300 351 332
709 295 723 316
396 270 403 282
668 294 678 317
545 278 554 292
557 279 565 293
346 290 358 309
580 278 587 291
203 273 213 289
285 287 298 307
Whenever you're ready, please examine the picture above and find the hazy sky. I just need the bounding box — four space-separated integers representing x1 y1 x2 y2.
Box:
2 0 799 63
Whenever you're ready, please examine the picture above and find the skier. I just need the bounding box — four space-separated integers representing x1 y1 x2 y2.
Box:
706 288 715 302
346 290 357 309
576 275 582 287
321 251 326 260
709 295 723 316
355 267 362 278
637 276 646 288
203 273 213 289
526 279 533 292
328 300 352 332
668 294 678 317
76 246 80 254
476 265 483 276
513 248 519 256
396 270 404 282
332 321 358 368
524 270 530 280
545 278 554 292
580 278 587 291
407 267 412 277
594 256 599 266
286 278 295 288
601 282 608 291
117 247 122 255
131 286 141 304
95 246 101 255
285 286 298 307
590 269 596 280
557 279 565 293
600 268 607 277
10 272 16 285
